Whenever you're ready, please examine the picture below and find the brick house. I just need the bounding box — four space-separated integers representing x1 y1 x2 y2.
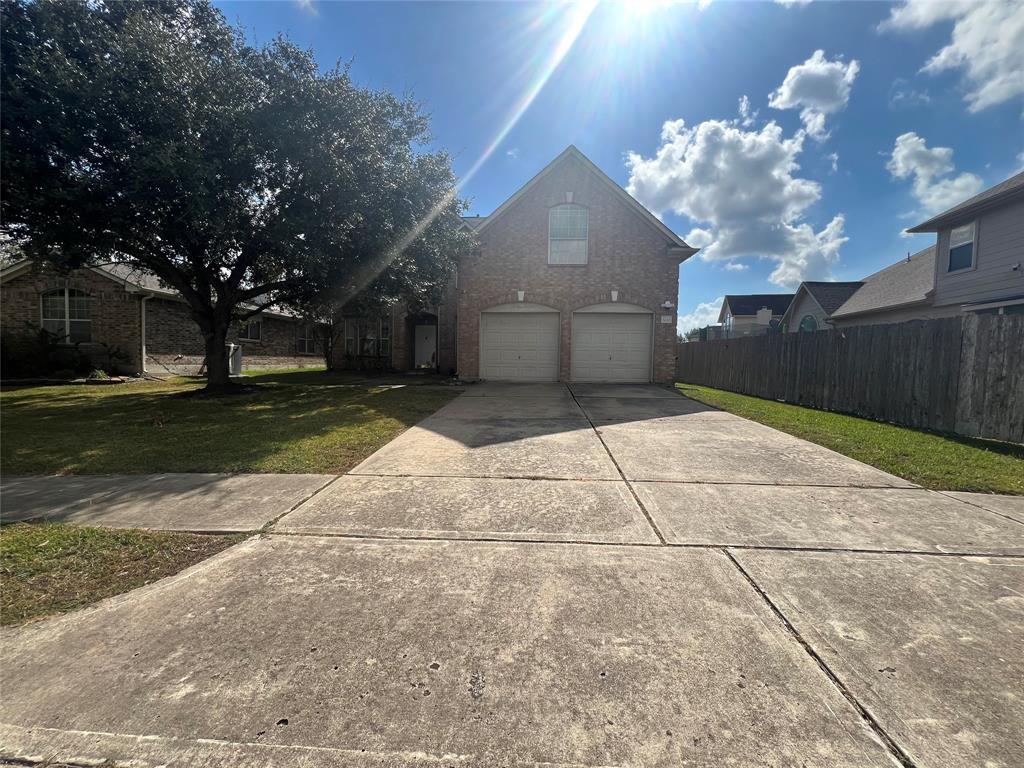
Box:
335 146 697 382
0 260 322 375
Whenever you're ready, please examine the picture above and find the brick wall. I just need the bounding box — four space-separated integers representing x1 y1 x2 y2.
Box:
146 298 321 374
1 264 142 373
457 153 683 382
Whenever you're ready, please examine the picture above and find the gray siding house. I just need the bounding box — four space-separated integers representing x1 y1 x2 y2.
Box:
907 171 1024 316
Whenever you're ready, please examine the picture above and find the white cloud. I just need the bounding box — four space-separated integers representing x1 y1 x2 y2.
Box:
768 50 859 141
888 78 931 110
886 132 983 216
827 152 839 173
723 261 748 271
677 296 724 335
506 148 520 159
626 118 846 289
295 0 317 14
737 95 757 127
775 0 812 5
880 0 1024 112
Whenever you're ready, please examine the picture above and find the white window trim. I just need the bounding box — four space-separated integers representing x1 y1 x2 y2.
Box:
297 324 316 355
238 318 262 342
946 220 978 274
40 287 91 343
548 204 589 266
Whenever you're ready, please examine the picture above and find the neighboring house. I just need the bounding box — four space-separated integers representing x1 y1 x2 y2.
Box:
827 246 956 327
778 171 1024 329
335 146 698 382
716 294 793 337
0 260 321 375
780 281 863 331
905 170 1024 316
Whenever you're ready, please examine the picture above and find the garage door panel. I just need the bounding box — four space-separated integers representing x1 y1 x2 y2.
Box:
481 312 559 382
571 313 652 383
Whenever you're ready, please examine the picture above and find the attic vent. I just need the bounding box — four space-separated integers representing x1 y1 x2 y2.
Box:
566 191 574 203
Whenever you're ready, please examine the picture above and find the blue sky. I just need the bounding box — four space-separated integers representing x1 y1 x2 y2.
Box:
214 0 1023 331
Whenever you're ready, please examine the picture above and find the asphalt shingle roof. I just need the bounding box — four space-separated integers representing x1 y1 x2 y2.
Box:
802 281 863 315
724 294 795 316
831 246 936 318
907 171 1024 232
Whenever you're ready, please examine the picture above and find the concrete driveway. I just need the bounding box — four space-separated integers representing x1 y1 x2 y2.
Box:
2 383 1023 768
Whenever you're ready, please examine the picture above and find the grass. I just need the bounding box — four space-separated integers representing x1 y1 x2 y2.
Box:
0 522 241 625
678 383 1024 495
1 370 458 475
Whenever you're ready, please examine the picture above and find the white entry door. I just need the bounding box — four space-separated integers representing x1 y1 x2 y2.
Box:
480 311 559 381
571 312 652 382
414 324 437 368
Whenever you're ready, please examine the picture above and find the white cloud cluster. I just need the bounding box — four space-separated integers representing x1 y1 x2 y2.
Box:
677 296 724 335
626 118 846 289
880 0 1024 112
768 50 859 141
887 132 983 216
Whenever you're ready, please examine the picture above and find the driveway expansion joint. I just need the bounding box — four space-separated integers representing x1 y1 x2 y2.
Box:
264 475 341 533
722 549 919 768
934 490 1024 527
567 388 668 545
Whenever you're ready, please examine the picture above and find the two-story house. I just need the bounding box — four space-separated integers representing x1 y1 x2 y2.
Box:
715 294 794 337
905 170 1024 316
335 146 698 382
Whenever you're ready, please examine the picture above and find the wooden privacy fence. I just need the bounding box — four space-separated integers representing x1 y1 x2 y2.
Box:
675 314 1024 443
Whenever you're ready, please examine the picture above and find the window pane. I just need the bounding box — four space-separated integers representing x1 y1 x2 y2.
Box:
42 293 65 320
799 315 818 332
549 205 587 239
42 318 64 337
67 290 90 320
380 315 391 339
380 339 391 357
69 319 91 343
950 223 974 248
549 238 587 265
948 242 973 271
345 337 355 354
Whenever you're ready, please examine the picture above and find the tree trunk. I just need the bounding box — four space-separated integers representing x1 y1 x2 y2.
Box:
203 320 233 391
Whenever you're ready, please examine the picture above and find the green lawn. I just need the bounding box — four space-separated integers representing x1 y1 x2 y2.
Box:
1 371 458 475
677 383 1024 495
1 523 241 625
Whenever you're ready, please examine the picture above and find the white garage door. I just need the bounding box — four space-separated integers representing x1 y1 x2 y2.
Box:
480 311 559 381
571 312 652 382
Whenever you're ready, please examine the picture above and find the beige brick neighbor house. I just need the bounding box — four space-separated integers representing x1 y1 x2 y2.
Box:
335 146 698 382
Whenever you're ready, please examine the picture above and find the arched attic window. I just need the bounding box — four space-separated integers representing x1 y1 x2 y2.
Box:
798 314 818 332
548 204 588 265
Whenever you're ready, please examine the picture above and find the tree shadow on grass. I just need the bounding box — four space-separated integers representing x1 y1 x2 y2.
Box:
1 380 457 475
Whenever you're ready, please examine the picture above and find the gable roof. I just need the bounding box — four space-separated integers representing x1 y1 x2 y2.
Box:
831 245 936 319
1 259 300 319
719 293 794 322
907 171 1024 233
802 281 863 315
473 145 697 258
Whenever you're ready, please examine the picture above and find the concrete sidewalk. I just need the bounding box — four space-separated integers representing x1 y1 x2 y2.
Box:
2 382 1023 768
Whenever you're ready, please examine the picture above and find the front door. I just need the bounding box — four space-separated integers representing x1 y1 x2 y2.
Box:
414 324 437 369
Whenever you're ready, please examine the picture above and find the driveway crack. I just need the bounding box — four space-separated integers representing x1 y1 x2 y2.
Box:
567 388 667 545
723 548 918 768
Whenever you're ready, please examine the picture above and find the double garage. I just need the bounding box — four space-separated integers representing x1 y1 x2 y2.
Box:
479 303 653 383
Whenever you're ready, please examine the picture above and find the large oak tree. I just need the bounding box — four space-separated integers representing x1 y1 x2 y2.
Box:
1 0 473 388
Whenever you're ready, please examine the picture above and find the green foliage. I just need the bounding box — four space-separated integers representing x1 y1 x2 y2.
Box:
678 384 1024 494
1 0 475 387
0 326 87 378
